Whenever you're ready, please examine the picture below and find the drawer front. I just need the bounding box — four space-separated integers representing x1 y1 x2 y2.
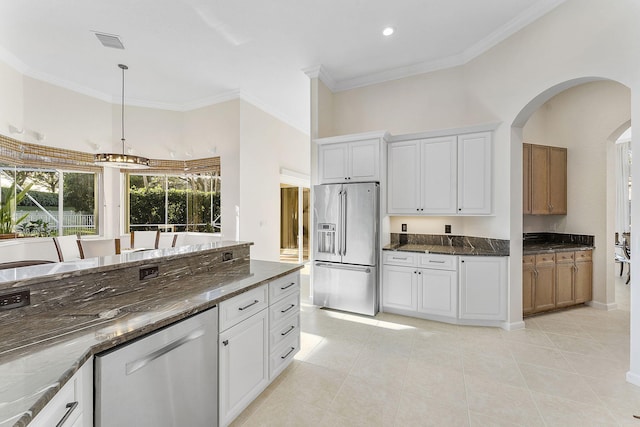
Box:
383 251 417 266
219 284 268 331
535 253 555 265
269 292 300 325
418 254 457 271
270 334 300 379
555 252 574 263
269 272 300 303
269 314 300 349
522 255 535 265
575 250 592 262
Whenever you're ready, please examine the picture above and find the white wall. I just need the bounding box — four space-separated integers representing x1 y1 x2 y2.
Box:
239 100 309 261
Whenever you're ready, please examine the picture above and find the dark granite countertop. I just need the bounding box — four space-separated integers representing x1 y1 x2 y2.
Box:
383 243 509 256
523 243 594 255
522 232 595 255
0 246 302 427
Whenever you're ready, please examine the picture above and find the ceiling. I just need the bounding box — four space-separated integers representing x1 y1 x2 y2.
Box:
0 0 565 134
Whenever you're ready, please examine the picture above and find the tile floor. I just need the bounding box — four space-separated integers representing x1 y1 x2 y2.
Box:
232 269 637 426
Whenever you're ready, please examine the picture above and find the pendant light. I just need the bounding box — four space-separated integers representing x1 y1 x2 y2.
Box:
94 64 150 169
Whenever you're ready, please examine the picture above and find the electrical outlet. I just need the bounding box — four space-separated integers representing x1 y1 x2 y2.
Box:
139 266 159 280
445 224 451 234
223 252 233 261
401 224 407 232
0 289 30 310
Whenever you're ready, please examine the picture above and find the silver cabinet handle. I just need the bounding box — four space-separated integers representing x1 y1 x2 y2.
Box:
280 303 296 314
392 257 408 260
280 282 296 290
280 325 295 336
238 299 259 311
125 329 204 375
55 401 78 427
429 260 446 264
280 346 296 359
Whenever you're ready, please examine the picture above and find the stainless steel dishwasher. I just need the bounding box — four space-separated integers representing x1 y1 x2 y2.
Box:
95 306 218 427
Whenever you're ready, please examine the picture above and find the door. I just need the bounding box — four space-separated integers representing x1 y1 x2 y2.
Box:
421 136 457 214
531 144 550 214
574 258 592 303
548 147 567 214
342 182 378 266
318 143 348 183
313 262 378 316
523 143 531 214
522 256 535 315
417 268 457 318
382 264 417 311
534 255 556 312
555 253 575 308
457 132 492 214
459 256 507 321
348 139 379 182
313 184 342 263
387 141 420 214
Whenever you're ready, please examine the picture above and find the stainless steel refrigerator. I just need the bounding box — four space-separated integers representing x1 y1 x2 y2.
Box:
313 182 379 316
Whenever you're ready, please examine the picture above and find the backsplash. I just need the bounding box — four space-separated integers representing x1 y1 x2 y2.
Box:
523 232 594 246
390 233 510 253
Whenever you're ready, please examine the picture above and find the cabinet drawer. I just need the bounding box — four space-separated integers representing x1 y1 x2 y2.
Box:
269 272 300 303
270 334 300 379
575 250 592 262
219 284 268 331
383 251 417 266
269 292 300 326
32 372 83 427
418 254 457 271
270 314 300 349
535 253 555 265
555 252 574 263
523 255 535 265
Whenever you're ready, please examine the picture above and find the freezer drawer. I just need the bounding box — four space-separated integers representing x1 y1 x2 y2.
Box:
313 262 378 316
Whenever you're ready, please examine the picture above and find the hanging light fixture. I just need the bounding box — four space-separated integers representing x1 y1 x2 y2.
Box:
94 64 150 169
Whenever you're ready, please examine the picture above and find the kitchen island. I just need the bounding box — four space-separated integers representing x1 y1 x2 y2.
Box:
0 241 302 427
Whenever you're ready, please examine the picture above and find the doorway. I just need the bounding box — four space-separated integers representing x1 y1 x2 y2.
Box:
280 184 309 263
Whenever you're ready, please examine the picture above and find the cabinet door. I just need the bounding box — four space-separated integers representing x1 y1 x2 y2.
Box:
421 136 457 214
459 256 507 321
348 139 379 182
523 144 531 214
548 147 567 214
574 259 592 304
534 255 556 312
555 261 575 308
318 143 348 183
522 255 535 315
219 309 269 427
417 268 457 318
382 265 417 311
387 141 421 214
530 144 550 214
457 132 492 214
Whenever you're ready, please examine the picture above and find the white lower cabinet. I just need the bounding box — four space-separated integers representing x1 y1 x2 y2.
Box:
417 268 457 318
458 256 508 321
219 302 269 427
382 264 417 311
30 359 93 427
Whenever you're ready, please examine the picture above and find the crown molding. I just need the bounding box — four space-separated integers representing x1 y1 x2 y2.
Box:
302 65 337 92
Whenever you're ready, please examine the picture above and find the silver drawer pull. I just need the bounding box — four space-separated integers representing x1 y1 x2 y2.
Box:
281 325 295 336
56 401 78 427
280 303 296 314
238 299 259 311
392 256 408 260
428 260 446 264
280 346 296 359
280 282 296 290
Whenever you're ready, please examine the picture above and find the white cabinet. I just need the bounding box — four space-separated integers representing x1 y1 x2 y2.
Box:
268 272 300 380
31 359 93 427
219 284 269 427
387 132 492 215
318 138 380 183
382 254 457 319
459 256 507 321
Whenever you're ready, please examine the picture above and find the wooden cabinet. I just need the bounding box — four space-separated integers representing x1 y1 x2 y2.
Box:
522 250 592 316
523 143 567 215
318 138 380 183
31 359 92 427
459 256 507 321
387 132 492 215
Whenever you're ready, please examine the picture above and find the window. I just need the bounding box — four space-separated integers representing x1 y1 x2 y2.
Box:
0 165 97 236
128 172 221 233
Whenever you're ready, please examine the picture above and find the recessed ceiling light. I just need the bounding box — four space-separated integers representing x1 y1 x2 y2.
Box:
382 27 395 37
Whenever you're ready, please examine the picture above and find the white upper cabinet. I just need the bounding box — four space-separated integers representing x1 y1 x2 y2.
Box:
387 132 492 215
457 132 492 215
317 135 383 184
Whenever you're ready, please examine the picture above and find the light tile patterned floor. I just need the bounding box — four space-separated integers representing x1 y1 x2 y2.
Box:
232 271 636 427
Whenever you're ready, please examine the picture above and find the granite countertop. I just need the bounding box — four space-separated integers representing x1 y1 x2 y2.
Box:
0 256 302 427
383 243 509 256
523 242 595 255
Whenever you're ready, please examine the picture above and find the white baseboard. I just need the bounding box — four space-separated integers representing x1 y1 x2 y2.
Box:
626 371 640 387
588 300 618 311
501 320 526 331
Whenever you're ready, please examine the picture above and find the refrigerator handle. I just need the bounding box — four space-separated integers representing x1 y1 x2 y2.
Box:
338 190 344 256
342 190 347 256
315 262 371 273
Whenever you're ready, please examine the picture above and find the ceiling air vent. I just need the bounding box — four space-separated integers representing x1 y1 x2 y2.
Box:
94 32 125 49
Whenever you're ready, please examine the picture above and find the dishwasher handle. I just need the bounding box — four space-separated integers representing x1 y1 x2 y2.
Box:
125 329 205 376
